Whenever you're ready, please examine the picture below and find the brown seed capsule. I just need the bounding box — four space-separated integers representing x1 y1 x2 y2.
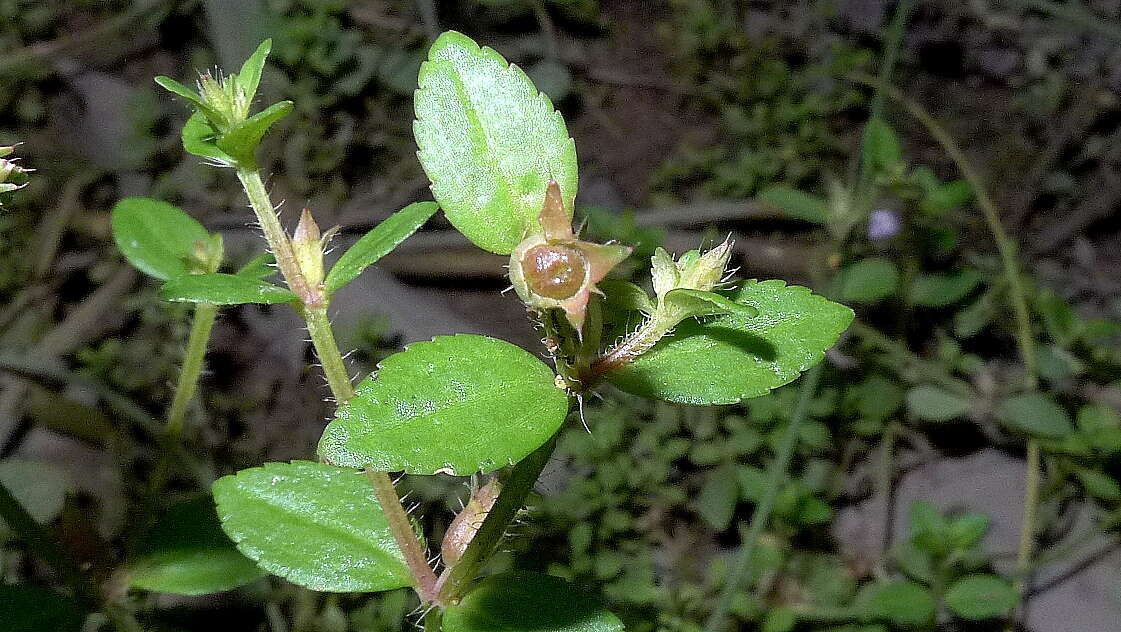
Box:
523 244 587 300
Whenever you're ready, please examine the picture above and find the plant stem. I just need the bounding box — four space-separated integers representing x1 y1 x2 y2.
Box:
436 438 555 604
849 76 1042 627
234 164 439 602
148 302 218 498
705 365 822 632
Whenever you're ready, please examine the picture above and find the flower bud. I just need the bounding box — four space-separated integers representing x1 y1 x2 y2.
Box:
0 144 30 206
441 478 501 567
651 240 733 302
292 208 329 288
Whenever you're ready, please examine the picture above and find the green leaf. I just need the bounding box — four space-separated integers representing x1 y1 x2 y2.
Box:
608 280 853 404
0 584 84 632
0 459 69 541
838 257 899 303
948 513 989 550
236 39 272 101
111 198 211 281
862 118 903 173
945 574 1018 620
154 76 222 123
598 279 654 315
761 607 798 632
664 288 760 320
1075 468 1121 501
997 392 1073 439
443 571 624 632
414 31 578 254
909 269 982 307
319 334 569 475
758 186 828 224
216 101 294 163
694 464 739 531
160 273 297 305
182 111 235 164
1076 404 1121 454
325 202 439 293
128 496 265 595
854 581 935 626
920 180 973 215
905 385 971 422
212 461 412 592
236 253 276 279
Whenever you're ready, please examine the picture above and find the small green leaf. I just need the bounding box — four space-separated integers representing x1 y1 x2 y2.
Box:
160 273 297 305
1076 404 1121 454
319 334 569 475
0 459 69 541
854 581 935 626
443 572 624 632
325 202 439 293
216 101 294 163
1075 468 1121 501
414 31 578 254
997 392 1073 439
236 39 272 101
0 584 84 632
182 111 235 164
236 253 276 279
758 186 828 224
111 198 211 281
608 280 853 405
695 465 739 531
906 385 971 422
862 118 903 173
838 257 899 303
128 496 265 595
154 76 222 123
920 180 973 215
761 607 798 632
212 461 412 592
599 279 655 315
664 288 760 320
909 269 982 307
948 513 989 550
945 574 1018 620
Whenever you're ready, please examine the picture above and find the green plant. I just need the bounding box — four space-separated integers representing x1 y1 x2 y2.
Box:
90 32 853 629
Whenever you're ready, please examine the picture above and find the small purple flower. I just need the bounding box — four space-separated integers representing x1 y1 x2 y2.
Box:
868 209 901 241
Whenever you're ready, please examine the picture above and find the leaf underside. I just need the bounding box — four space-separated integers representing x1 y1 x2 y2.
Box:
607 280 854 405
160 273 297 305
111 198 210 281
443 572 624 632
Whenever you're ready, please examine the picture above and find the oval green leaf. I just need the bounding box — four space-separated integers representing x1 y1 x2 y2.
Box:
838 257 899 304
905 385 971 422
216 101 294 163
414 31 578 254
909 269 982 307
319 334 569 475
758 186 828 224
997 392 1073 439
945 574 1018 620
607 280 854 405
111 198 211 281
443 572 624 632
855 580 935 626
182 111 235 165
0 459 69 541
0 584 84 632
325 201 439 293
160 273 297 305
212 461 411 592
128 496 265 595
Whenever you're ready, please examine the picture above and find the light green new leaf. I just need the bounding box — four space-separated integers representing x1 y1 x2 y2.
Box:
0 584 85 632
599 279 655 315
664 288 760 320
945 574 1017 620
111 198 211 281
212 461 412 592
160 273 297 305
414 31 578 254
838 257 899 303
237 39 272 100
443 572 624 632
128 496 265 595
906 385 971 422
909 269 982 307
154 76 222 123
758 186 828 224
854 581 935 626
607 280 854 405
862 118 903 172
325 201 439 293
182 112 235 164
997 392 1073 439
319 334 569 475
236 253 276 279
216 101 294 163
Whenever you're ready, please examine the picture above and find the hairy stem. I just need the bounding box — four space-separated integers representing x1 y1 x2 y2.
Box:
234 164 438 601
586 316 672 381
148 302 218 499
706 365 822 632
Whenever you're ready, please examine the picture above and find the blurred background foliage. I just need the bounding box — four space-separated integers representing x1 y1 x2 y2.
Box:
2 1 1121 631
